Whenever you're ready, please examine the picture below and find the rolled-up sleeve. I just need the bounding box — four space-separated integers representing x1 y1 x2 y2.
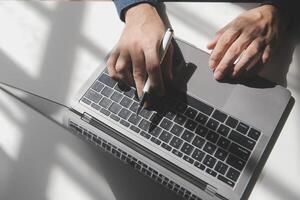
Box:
113 0 158 22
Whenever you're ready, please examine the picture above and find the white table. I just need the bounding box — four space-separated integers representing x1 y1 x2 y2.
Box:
0 2 299 200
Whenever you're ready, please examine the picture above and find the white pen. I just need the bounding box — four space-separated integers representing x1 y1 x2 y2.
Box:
136 28 174 115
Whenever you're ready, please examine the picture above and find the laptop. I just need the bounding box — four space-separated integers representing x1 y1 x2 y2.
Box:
0 38 293 200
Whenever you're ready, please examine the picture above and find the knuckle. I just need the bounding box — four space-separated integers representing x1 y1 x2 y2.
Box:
146 60 160 74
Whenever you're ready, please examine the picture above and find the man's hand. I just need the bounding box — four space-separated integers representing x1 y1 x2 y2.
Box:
207 5 286 80
107 3 173 100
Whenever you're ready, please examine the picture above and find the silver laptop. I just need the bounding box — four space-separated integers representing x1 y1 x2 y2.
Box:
1 38 292 200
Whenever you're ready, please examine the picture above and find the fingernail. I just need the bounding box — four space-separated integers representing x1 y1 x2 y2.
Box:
214 71 223 80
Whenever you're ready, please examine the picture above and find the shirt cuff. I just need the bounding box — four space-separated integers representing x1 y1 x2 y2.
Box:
113 0 158 22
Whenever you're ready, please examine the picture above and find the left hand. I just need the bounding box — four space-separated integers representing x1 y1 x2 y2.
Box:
207 5 287 80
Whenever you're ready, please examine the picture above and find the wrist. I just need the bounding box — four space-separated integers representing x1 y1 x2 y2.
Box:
125 3 158 23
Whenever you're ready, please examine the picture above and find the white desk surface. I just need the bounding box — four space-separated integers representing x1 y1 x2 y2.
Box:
0 1 299 200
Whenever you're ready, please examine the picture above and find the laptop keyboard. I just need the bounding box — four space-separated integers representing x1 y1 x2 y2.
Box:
81 71 262 188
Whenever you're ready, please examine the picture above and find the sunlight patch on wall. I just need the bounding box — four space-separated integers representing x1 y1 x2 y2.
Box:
47 165 95 200
0 1 50 78
0 93 24 161
53 144 116 200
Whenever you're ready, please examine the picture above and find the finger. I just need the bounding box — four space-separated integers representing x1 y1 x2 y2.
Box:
213 35 252 80
207 33 222 50
161 43 174 81
232 40 264 78
262 45 271 64
207 24 230 49
107 50 120 81
131 49 147 98
209 28 241 69
145 48 164 97
115 51 134 86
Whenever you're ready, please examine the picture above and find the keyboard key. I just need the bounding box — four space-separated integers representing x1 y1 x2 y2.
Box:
92 81 104 92
217 137 230 150
192 136 205 149
118 108 131 119
185 107 197 119
150 114 163 125
130 125 140 133
99 97 112 109
215 161 228 175
206 168 217 177
183 155 194 164
170 124 184 136
174 114 187 125
195 113 208 125
110 114 120 122
111 91 123 102
187 96 214 116
191 149 205 162
100 108 110 116
175 102 187 113
214 148 228 161
180 142 194 155
248 128 261 141
161 143 172 151
212 110 227 123
138 119 151 131
159 131 172 143
184 119 197 131
85 89 102 103
203 155 217 168
148 126 162 137
150 137 161 145
164 109 176 120
206 130 219 143
101 86 114 97
129 102 139 113
98 73 116 88
170 136 183 149
217 124 230 137
120 96 133 108
195 125 208 137
91 103 100 110
229 130 255 150
160 118 173 130
206 118 219 131
128 113 142 125
124 89 136 98
109 102 122 114
181 130 195 142
172 149 183 158
229 143 251 161
194 161 206 170
226 167 240 182
226 117 238 128
120 120 130 127
203 142 217 155
139 108 152 119
81 98 91 105
236 122 249 134
140 131 151 139
226 154 246 171
217 175 235 187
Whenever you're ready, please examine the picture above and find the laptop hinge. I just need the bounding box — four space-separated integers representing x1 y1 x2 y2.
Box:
205 184 217 197
81 112 92 123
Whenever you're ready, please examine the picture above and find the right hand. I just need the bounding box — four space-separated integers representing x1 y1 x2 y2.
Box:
107 3 173 102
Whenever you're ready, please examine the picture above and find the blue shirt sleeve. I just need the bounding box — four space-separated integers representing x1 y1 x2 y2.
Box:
113 0 158 22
